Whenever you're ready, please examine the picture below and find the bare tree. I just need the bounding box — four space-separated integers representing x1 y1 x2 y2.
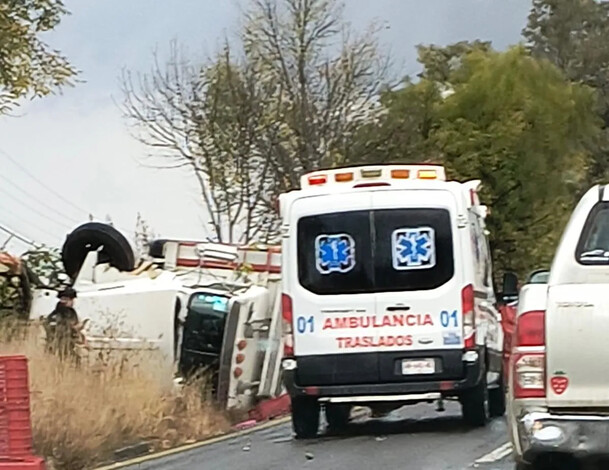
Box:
243 0 390 187
121 43 277 243
134 212 156 261
120 0 390 244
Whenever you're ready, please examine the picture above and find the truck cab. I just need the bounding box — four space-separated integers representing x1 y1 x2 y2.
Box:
508 184 609 469
279 164 505 438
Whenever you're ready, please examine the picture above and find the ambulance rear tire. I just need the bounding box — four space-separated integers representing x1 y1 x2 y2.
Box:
291 397 320 439
461 363 489 427
325 403 351 432
489 370 506 417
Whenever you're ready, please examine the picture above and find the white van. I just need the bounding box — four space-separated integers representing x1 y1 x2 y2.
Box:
279 164 504 438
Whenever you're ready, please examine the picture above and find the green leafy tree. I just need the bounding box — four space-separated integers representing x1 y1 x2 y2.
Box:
523 0 609 184
0 0 76 114
354 41 489 165
433 47 599 276
353 79 443 164
367 45 600 277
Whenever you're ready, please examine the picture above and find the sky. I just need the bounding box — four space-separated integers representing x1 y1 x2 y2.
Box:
0 0 532 253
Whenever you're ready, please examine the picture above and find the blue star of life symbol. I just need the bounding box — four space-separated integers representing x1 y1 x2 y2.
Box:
315 233 355 274
392 227 436 270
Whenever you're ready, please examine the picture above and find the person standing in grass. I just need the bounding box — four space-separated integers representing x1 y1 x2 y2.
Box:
44 287 86 362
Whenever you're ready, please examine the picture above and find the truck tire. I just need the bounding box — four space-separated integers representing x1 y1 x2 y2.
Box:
62 223 135 279
489 369 506 417
325 403 351 432
461 361 489 427
291 397 320 439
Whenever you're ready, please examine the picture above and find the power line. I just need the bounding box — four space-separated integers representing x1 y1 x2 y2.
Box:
0 148 91 217
0 173 81 225
0 147 137 240
0 203 64 242
0 186 73 231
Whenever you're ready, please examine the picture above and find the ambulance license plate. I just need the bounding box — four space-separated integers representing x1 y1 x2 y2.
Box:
401 358 435 375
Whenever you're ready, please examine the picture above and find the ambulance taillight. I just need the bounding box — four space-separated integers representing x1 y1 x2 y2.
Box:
282 294 294 356
462 284 475 349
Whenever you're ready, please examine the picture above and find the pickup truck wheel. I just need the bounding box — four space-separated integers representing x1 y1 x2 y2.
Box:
291 397 320 439
461 362 489 427
325 403 351 432
489 370 506 417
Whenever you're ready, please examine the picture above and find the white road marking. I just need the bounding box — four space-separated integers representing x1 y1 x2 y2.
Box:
474 442 513 464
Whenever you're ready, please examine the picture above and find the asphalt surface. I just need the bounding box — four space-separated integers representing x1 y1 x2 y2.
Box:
123 403 515 470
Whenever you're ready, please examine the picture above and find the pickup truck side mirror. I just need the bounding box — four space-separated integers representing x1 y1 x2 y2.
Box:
502 271 519 298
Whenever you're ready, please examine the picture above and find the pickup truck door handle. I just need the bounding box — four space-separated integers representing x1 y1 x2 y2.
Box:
386 306 411 312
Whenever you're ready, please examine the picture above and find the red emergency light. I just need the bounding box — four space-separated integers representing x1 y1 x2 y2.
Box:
308 174 327 185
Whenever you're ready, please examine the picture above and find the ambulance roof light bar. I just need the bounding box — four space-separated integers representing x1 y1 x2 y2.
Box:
301 164 446 189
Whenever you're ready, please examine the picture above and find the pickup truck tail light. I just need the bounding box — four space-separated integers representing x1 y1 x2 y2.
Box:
512 310 546 399
462 284 475 349
282 294 294 356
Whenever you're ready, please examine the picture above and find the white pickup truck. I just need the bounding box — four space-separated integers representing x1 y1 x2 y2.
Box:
508 185 609 469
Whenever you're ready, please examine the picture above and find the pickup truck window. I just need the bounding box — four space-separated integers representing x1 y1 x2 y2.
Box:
576 203 609 264
527 270 549 284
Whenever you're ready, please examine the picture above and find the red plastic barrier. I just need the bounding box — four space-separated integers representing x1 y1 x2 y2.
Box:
248 393 291 422
0 356 32 458
0 457 45 469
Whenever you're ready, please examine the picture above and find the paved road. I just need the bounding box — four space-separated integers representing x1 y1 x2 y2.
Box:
123 403 515 470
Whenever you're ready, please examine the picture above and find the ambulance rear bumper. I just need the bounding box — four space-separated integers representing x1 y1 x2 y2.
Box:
282 350 483 399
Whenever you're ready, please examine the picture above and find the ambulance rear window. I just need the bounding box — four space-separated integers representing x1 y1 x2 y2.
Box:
298 210 374 295
297 208 454 295
374 208 454 292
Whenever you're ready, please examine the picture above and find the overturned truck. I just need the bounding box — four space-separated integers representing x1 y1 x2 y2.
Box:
27 223 286 416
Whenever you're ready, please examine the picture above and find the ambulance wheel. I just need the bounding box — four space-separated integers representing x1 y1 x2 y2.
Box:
461 363 489 427
291 397 320 439
325 404 351 432
489 370 506 417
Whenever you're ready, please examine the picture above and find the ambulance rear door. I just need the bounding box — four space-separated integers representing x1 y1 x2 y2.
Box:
370 188 464 382
287 191 378 385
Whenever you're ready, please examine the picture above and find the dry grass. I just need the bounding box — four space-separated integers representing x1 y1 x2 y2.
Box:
0 325 230 470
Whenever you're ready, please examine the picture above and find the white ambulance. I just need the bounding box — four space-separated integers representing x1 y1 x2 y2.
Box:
279 164 504 438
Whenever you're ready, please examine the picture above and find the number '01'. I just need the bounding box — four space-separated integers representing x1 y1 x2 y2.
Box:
296 316 314 333
440 310 458 328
